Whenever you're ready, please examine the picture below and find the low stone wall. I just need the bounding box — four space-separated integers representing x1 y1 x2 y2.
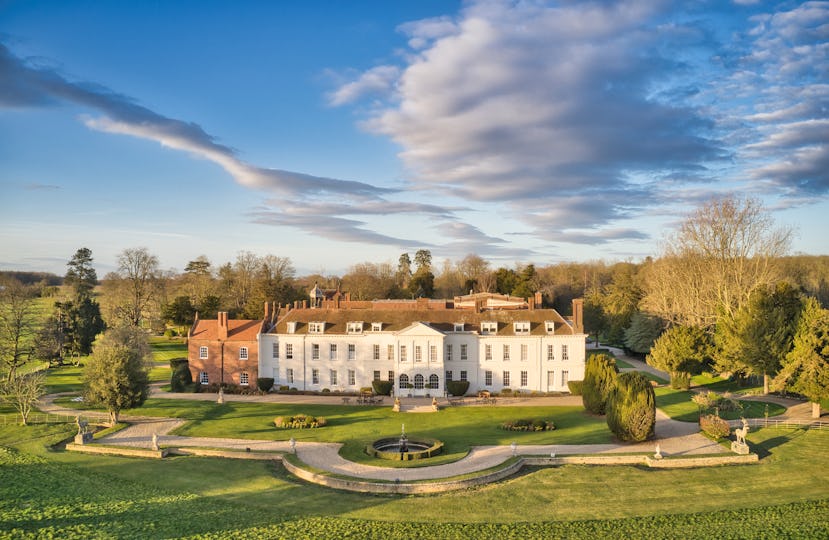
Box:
645 453 758 468
66 443 166 459
523 455 647 466
282 455 524 495
168 447 284 461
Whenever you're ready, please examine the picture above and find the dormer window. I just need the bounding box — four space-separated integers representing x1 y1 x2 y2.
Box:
287 322 297 334
347 321 364 334
454 322 464 332
481 321 498 335
371 322 383 332
309 322 325 334
514 321 531 335
545 321 556 334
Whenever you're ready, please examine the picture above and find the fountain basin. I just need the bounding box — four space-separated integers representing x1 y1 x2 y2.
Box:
367 437 444 461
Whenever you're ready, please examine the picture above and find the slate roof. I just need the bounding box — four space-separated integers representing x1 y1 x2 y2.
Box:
190 319 263 341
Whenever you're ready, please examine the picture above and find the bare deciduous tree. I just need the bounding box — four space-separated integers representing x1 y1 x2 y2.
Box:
0 278 38 381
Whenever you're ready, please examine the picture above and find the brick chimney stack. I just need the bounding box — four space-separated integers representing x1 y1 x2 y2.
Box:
218 312 228 340
572 299 584 334
264 302 271 323
535 291 543 307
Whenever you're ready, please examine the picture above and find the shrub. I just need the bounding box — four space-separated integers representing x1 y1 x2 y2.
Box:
274 414 327 429
699 414 731 439
257 378 274 392
360 387 373 394
582 353 619 415
170 361 192 392
501 388 513 396
445 380 470 396
278 385 290 392
372 380 393 396
500 418 555 431
606 372 656 442
163 328 177 338
567 380 584 395
321 388 331 393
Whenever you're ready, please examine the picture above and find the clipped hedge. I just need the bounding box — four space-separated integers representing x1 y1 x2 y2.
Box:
170 360 192 392
257 378 275 392
372 380 393 396
274 414 327 429
567 380 584 395
606 372 655 442
500 418 555 431
582 353 619 415
446 380 470 396
699 414 731 439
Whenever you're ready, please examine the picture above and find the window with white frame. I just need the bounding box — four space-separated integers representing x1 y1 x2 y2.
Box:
514 321 530 334
561 370 569 385
286 368 294 384
239 347 249 360
347 321 364 334
371 322 382 332
454 322 464 332
330 343 337 360
348 344 356 360
286 344 293 360
387 344 394 361
547 344 554 361
330 369 337 385
399 373 409 389
400 345 407 362
547 370 555 387
485 344 492 361
199 371 208 385
562 344 569 361
312 343 320 360
273 369 280 385
373 370 381 381
430 345 437 362
415 346 422 362
240 372 249 386
373 344 380 360
445 343 453 361
545 321 556 334
414 374 424 389
309 322 324 334
520 344 528 362
287 322 297 334
460 370 467 382
445 370 453 382
485 370 492 386
388 370 394 381
503 371 511 386
481 321 498 334
428 374 439 389
199 346 208 360
312 368 319 385
461 344 468 360
503 344 510 361
272 342 279 359
520 370 528 387
348 369 356 385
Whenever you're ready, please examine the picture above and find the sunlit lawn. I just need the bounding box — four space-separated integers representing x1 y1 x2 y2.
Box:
1 422 827 538
655 386 786 422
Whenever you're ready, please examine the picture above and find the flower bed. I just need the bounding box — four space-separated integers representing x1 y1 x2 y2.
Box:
274 414 327 429
500 418 555 431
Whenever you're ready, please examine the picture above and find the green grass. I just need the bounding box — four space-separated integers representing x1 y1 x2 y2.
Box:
1 423 827 538
655 387 787 422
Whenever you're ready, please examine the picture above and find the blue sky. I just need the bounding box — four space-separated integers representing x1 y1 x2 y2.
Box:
1 0 827 277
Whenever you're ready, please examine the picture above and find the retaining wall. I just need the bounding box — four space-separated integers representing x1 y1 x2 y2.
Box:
65 443 166 459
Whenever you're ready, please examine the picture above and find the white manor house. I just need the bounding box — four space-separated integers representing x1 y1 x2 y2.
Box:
189 289 586 396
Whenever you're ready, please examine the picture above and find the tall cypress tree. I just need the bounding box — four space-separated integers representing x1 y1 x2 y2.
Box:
63 248 105 357
582 353 619 415
606 372 656 442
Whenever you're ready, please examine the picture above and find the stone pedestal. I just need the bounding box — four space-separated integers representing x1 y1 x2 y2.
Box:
74 432 93 445
731 441 750 455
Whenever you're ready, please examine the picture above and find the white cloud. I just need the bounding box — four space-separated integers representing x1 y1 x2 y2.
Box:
328 65 400 106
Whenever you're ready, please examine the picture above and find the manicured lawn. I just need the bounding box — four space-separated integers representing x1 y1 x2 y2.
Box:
691 372 763 394
1 423 827 538
655 387 787 422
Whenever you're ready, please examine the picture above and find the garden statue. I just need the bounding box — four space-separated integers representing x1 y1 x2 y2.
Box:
654 444 662 459
151 433 159 451
217 387 224 404
735 418 749 446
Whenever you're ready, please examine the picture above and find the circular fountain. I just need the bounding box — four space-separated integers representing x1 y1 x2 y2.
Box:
367 424 443 461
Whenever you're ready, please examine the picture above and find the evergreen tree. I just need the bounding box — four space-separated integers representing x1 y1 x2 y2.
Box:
606 371 656 442
624 312 664 355
647 325 711 389
715 283 802 394
582 353 619 415
83 327 152 424
773 297 829 418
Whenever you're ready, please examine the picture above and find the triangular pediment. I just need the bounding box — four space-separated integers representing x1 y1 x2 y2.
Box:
396 321 446 337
